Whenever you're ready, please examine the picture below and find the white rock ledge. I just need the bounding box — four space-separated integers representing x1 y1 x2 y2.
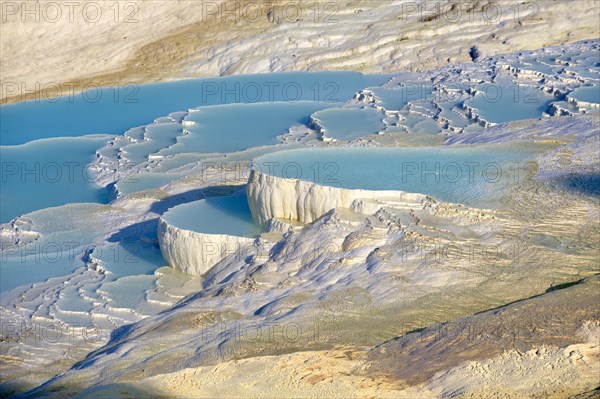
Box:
158 218 256 276
567 95 600 109
246 169 430 225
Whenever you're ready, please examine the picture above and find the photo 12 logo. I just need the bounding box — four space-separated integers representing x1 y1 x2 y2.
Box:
397 1 540 25
1 320 108 345
1 1 140 24
198 1 339 24
1 81 139 103
198 80 340 103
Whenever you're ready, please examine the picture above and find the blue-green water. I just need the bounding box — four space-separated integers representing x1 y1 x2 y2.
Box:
0 203 109 293
311 107 386 140
162 195 261 237
464 78 554 124
0 67 585 299
161 101 334 155
253 143 551 208
569 85 600 104
0 72 389 146
0 72 389 222
1 137 110 223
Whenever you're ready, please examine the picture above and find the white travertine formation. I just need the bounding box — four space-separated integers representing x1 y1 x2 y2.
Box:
157 218 255 276
246 169 428 225
567 94 600 109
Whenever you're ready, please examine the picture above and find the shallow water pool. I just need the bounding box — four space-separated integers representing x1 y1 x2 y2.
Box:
310 107 386 140
253 143 553 208
1 72 389 146
464 77 554 124
161 194 262 238
569 85 600 105
160 101 334 155
1 136 110 223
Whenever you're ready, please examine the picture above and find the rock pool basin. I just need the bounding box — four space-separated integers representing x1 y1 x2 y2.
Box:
248 142 554 224
158 195 262 275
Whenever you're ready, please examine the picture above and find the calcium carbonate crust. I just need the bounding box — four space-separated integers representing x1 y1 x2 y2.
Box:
246 169 430 225
158 218 256 276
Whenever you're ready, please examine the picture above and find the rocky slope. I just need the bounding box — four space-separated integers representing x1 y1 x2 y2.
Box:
2 0 599 103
